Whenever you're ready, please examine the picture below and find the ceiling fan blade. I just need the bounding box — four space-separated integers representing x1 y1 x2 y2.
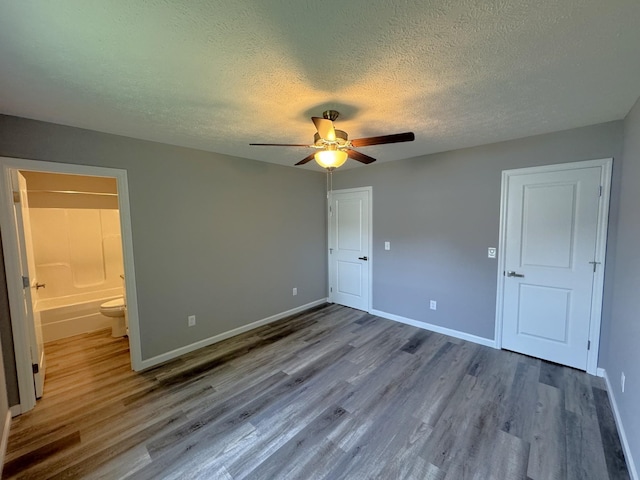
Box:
295 152 316 166
312 117 336 142
346 149 376 164
350 132 415 148
250 143 311 147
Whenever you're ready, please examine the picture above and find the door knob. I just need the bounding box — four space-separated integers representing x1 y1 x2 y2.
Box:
506 271 524 278
358 256 368 261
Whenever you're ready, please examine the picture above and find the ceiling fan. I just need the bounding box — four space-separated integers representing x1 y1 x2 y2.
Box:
250 110 415 169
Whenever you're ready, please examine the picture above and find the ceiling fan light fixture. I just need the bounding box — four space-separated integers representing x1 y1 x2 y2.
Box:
314 150 348 169
250 110 415 167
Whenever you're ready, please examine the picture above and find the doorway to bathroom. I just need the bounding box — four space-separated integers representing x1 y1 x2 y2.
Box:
0 157 142 415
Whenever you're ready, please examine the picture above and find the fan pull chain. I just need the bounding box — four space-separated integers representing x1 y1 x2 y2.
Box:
326 168 334 198
326 169 329 199
330 168 333 194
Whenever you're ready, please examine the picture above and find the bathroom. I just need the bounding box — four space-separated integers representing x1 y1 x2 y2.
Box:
21 171 128 351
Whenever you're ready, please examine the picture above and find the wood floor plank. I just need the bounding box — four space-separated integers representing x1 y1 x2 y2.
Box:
539 360 566 389
85 444 152 480
498 360 541 440
527 382 567 479
412 341 478 426
2 304 630 479
375 432 446 480
471 429 529 480
1 431 81 478
237 405 349 480
592 386 631 480
563 367 610 479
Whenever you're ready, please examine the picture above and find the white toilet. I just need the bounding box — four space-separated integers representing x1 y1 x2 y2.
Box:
100 297 127 337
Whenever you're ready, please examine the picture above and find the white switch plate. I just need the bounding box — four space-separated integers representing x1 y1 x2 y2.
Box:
430 300 437 310
293 287 297 296
188 315 196 327
384 241 390 251
488 247 497 258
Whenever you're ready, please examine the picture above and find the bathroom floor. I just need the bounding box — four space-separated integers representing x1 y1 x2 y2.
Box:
1 305 630 479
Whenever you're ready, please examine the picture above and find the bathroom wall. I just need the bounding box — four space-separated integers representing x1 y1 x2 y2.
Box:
29 208 123 301
23 172 125 340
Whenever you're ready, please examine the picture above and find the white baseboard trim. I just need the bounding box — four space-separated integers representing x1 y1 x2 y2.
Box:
9 405 21 418
601 368 638 480
0 410 11 469
597 367 606 377
140 299 328 370
370 309 496 349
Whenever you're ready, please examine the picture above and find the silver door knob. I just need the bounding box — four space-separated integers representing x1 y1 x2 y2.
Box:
506 271 524 278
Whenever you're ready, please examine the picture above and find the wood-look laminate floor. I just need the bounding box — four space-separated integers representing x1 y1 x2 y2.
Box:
2 304 630 479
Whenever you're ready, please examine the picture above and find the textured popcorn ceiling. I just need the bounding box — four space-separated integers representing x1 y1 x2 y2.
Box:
1 1 639 170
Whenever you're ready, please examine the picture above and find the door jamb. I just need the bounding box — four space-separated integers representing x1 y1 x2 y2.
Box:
327 186 373 313
0 157 143 413
494 158 613 375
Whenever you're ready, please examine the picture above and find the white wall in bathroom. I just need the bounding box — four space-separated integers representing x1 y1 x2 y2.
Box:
30 208 124 301
28 203 124 341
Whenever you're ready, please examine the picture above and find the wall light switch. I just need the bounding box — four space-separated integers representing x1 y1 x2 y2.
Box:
488 247 497 259
384 241 390 251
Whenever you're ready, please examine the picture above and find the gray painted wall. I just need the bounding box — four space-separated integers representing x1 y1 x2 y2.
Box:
0 114 327 402
602 97 640 473
332 122 623 341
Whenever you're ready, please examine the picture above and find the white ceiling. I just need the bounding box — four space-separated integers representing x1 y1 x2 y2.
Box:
1 1 639 171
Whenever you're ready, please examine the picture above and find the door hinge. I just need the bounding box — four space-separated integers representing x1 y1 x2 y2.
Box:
22 276 29 289
599 185 603 197
589 261 601 272
13 191 20 203
32 363 39 374
330 287 333 293
587 340 591 350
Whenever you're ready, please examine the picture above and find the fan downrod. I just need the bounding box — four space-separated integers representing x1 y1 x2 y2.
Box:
323 110 340 121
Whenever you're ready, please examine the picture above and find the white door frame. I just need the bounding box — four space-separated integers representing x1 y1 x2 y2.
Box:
0 157 143 413
328 187 373 313
494 158 612 375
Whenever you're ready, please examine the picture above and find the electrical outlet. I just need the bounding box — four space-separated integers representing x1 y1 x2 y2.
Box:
621 372 626 393
430 300 437 310
293 287 297 296
384 241 390 251
188 315 196 327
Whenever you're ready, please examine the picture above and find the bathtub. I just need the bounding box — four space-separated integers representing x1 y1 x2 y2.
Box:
36 288 123 342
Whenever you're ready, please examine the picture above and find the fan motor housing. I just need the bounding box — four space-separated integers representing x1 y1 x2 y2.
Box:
323 110 340 121
314 129 349 146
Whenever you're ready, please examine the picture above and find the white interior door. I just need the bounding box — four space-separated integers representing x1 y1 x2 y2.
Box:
329 188 371 311
12 171 46 398
501 165 604 370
